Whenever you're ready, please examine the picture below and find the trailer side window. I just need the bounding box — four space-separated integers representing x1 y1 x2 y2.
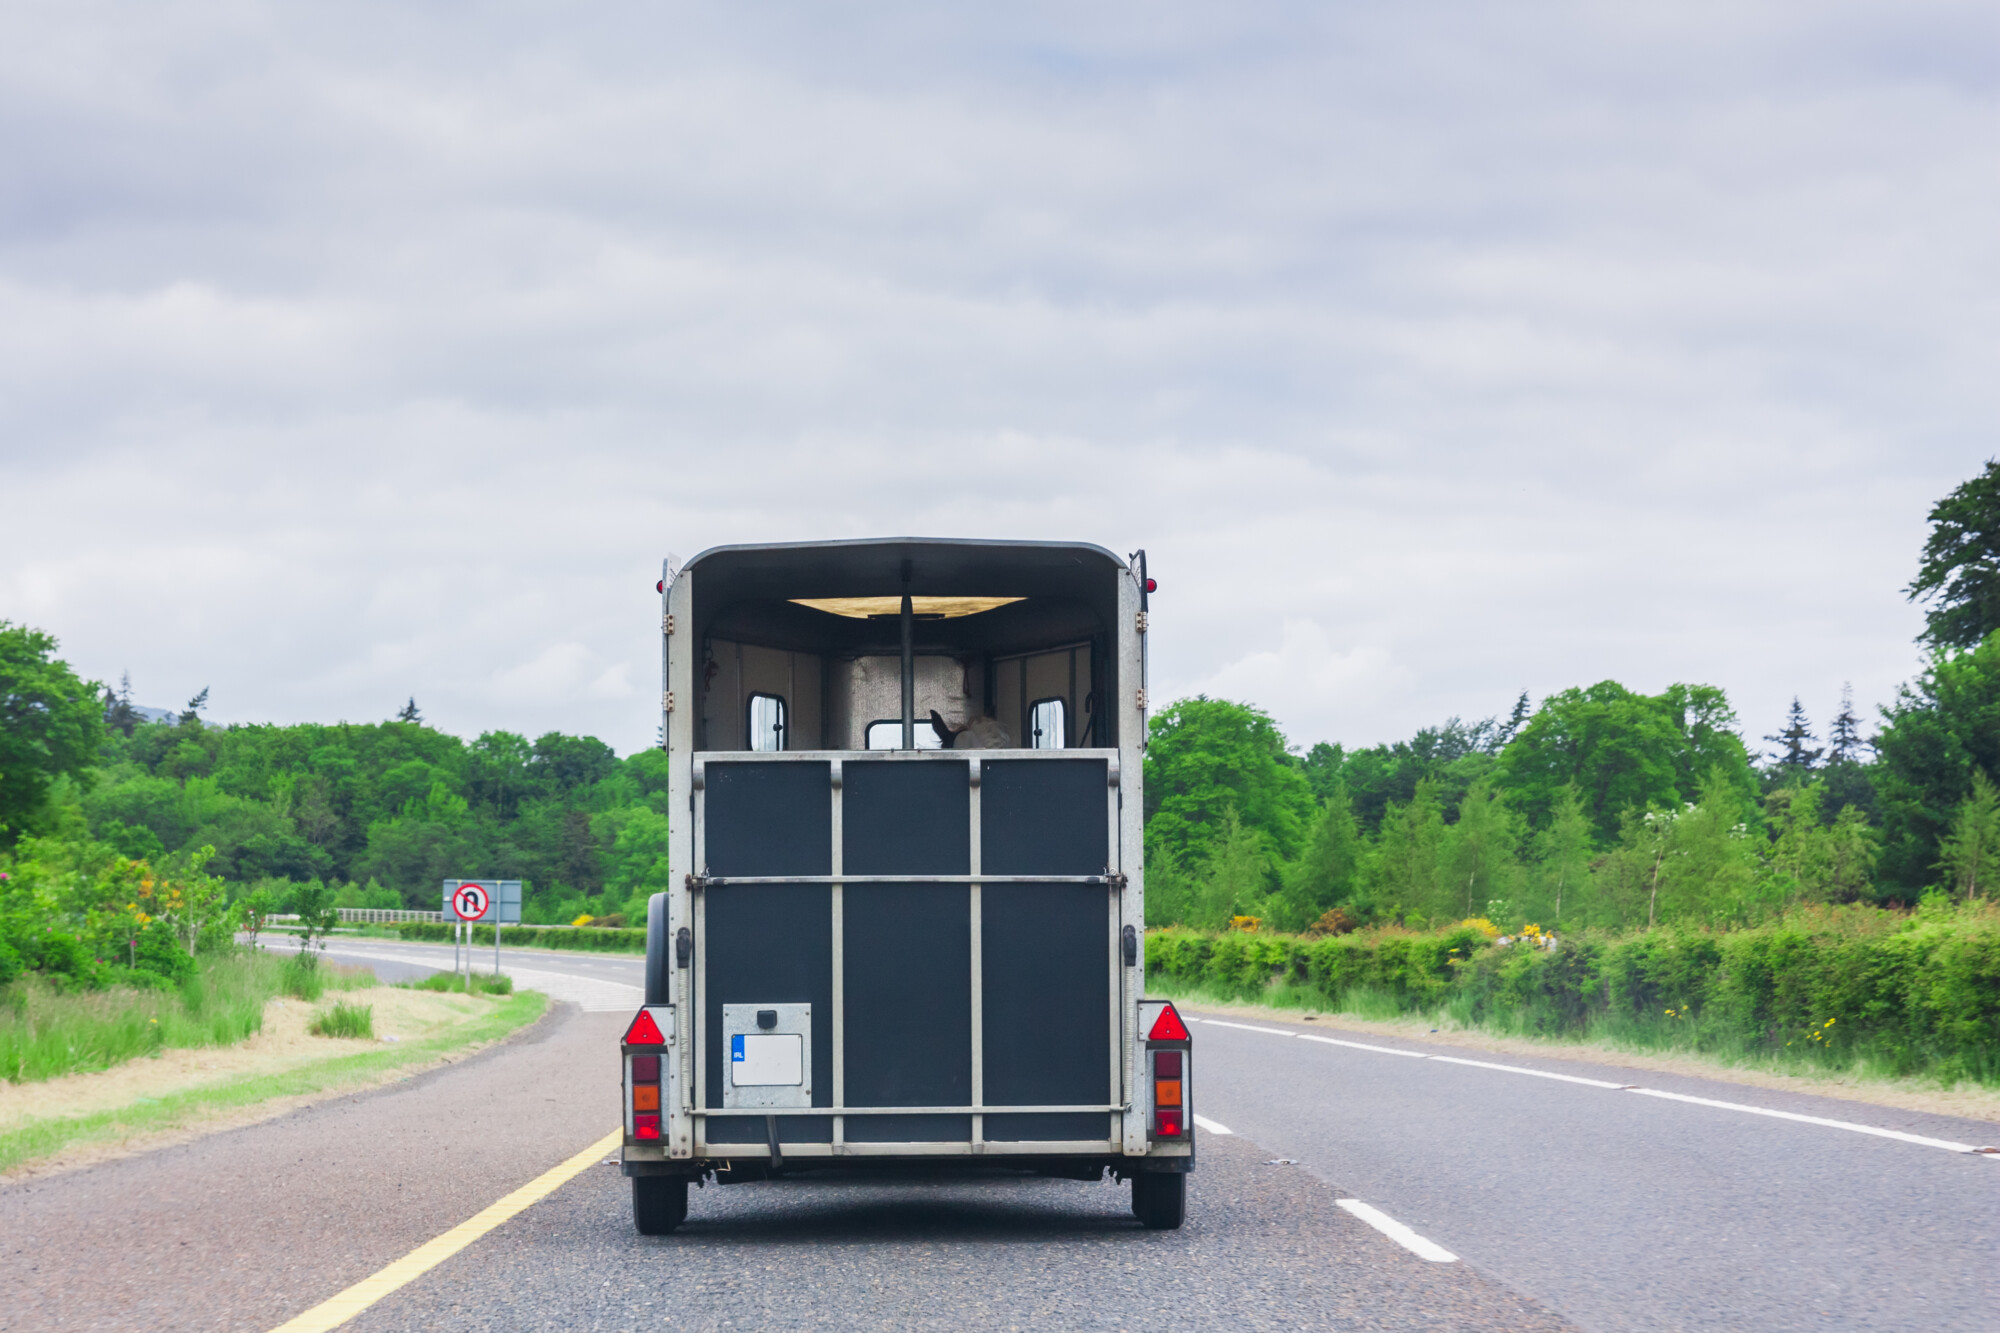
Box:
866 719 943 750
1029 697 1067 749
748 693 788 751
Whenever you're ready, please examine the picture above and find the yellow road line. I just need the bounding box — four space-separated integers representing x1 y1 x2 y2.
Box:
267 1128 623 1333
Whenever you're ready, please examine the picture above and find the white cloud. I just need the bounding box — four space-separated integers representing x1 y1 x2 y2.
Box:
0 1 1989 754
1178 622 1408 745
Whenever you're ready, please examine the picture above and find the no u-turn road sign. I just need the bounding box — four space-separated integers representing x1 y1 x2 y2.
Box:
452 882 489 921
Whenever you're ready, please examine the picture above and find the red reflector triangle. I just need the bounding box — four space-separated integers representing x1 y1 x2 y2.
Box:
624 1009 665 1045
1147 1003 1189 1042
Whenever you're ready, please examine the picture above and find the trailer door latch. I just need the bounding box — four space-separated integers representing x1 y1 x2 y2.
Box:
1122 924 1138 966
675 926 692 968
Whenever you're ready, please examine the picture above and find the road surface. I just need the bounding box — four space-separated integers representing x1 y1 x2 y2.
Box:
5 934 1993 1331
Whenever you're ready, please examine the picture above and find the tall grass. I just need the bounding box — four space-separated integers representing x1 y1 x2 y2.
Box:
308 1001 375 1039
0 950 372 1084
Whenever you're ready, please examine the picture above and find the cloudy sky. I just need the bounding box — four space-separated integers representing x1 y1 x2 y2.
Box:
3 1 1994 757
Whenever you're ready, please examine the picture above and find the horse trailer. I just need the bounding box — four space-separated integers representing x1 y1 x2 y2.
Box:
619 538 1194 1232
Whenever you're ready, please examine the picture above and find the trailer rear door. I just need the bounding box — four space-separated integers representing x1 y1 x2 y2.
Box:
689 749 1124 1157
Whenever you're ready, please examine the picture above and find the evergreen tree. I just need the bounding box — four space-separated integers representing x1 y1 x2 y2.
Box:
397 697 423 724
1369 778 1447 922
1764 697 1823 773
178 686 209 727
103 671 141 736
1492 690 1531 749
1193 810 1274 928
1277 785 1361 929
1873 633 2000 891
1906 459 2000 650
1826 683 1867 763
1527 784 1593 928
1443 778 1521 920
1936 772 2000 899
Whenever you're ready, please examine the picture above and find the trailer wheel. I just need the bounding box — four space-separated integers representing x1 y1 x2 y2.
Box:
633 1176 688 1235
1131 1172 1185 1230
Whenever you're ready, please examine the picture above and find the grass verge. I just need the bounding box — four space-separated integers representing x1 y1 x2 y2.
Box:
0 988 546 1176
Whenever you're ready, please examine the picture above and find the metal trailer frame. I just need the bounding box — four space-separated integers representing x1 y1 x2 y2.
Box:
623 539 1187 1179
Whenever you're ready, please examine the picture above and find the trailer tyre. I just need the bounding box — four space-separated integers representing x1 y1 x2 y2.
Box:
633 1176 688 1235
1131 1172 1185 1230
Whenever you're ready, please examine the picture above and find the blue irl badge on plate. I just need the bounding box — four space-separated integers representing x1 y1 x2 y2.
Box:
731 1034 745 1063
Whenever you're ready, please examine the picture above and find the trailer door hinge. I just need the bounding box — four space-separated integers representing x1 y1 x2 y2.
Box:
1135 689 1147 711
1136 611 1148 634
663 614 676 635
664 691 675 712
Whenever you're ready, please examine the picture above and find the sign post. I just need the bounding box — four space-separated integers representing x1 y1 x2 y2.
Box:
442 880 523 990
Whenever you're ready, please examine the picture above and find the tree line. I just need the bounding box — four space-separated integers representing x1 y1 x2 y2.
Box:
7 461 2000 957
2 658 674 939
1141 461 2000 934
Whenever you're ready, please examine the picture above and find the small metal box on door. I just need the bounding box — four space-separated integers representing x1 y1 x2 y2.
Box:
722 1003 813 1109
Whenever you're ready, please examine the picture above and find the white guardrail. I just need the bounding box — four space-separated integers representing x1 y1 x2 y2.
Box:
262 910 597 929
263 909 447 925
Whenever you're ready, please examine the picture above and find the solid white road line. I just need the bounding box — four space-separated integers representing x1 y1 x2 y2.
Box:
1627 1087 1990 1154
1192 1114 1234 1135
1189 1016 1999 1158
1428 1054 1630 1089
1335 1198 1458 1262
1297 1033 1430 1059
1200 1019 1297 1037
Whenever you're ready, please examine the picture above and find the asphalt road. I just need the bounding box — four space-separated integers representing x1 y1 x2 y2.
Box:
8 936 1995 1332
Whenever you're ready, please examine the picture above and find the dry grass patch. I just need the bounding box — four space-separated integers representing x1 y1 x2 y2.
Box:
0 985 545 1180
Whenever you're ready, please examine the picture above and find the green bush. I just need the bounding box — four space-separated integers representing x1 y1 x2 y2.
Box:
1145 901 2000 1084
308 1001 375 1039
395 923 645 954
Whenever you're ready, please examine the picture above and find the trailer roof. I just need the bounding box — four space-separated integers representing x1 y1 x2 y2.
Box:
678 537 1130 603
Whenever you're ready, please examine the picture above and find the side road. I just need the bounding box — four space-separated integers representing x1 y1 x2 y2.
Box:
0 1002 621 1333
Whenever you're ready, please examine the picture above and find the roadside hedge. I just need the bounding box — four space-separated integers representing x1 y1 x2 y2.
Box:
396 923 646 954
1146 903 2000 1081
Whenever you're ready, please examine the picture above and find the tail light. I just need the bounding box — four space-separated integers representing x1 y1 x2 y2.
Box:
1146 1001 1191 1141
1153 1048 1185 1138
630 1052 662 1140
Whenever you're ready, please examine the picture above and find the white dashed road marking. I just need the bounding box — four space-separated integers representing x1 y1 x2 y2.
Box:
1336 1198 1459 1262
1192 1114 1233 1135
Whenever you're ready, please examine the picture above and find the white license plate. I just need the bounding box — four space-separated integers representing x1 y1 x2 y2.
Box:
731 1033 804 1086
